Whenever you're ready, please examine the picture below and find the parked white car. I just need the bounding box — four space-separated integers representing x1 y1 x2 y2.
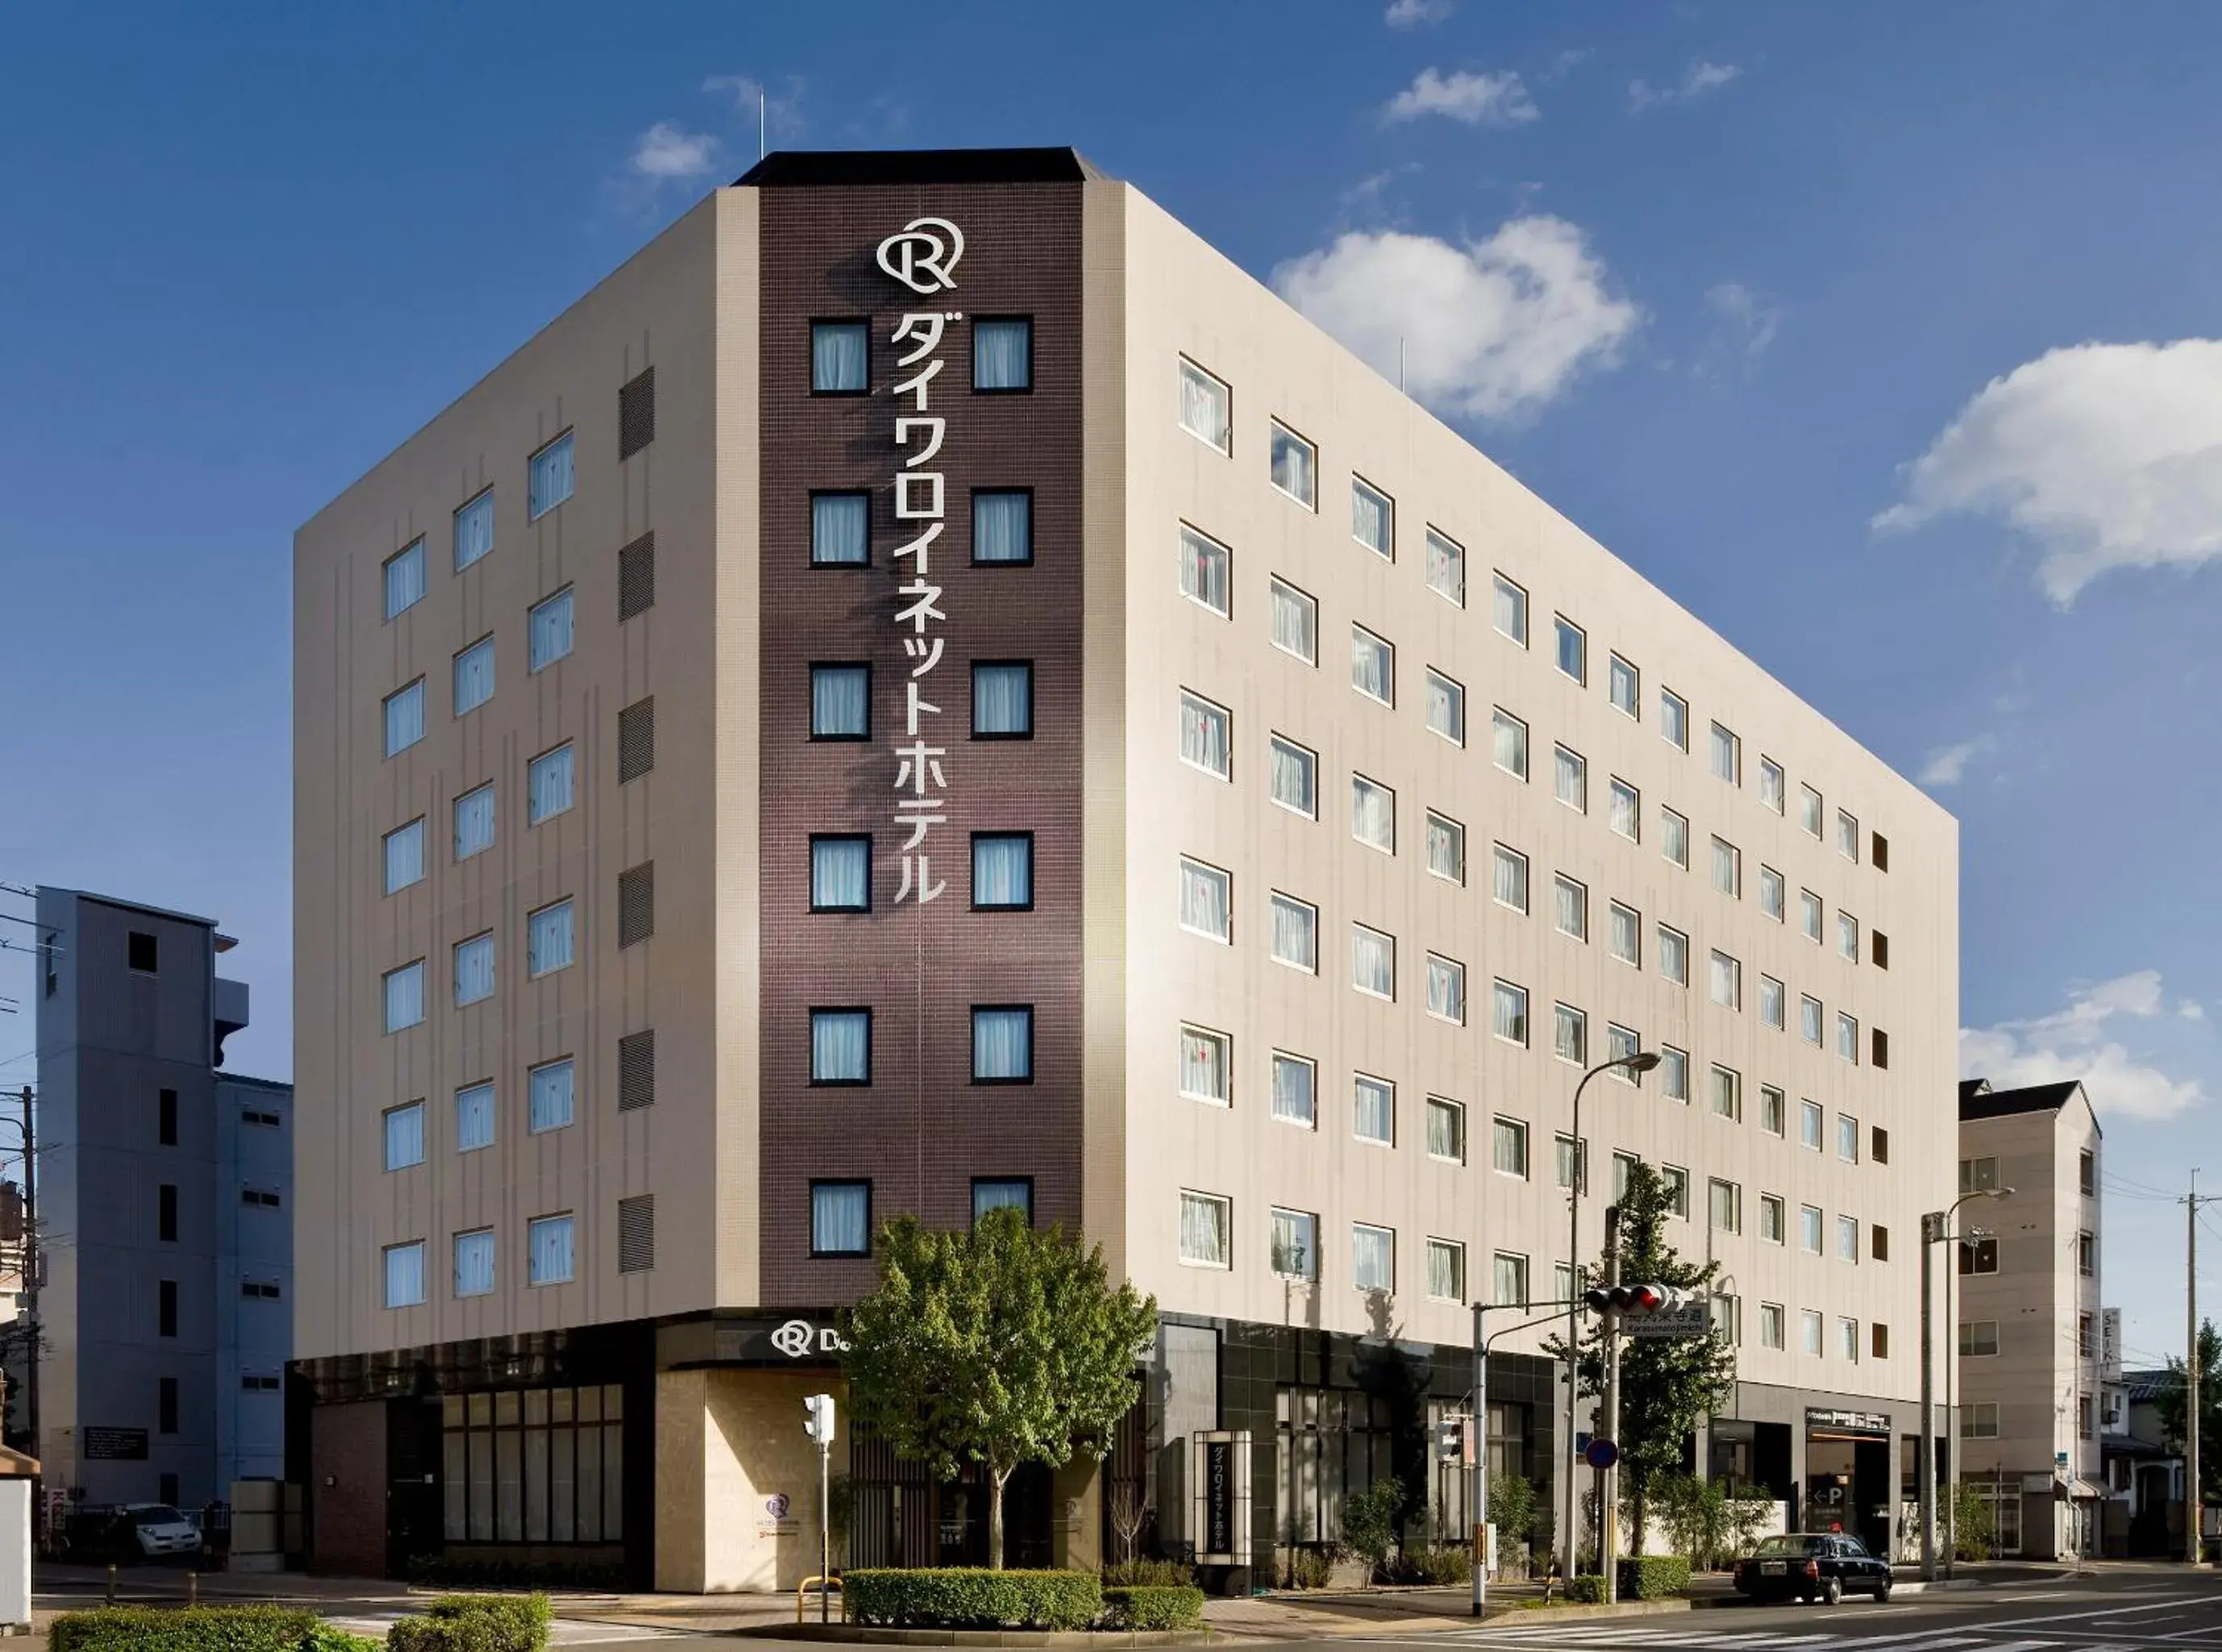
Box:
115 1505 201 1560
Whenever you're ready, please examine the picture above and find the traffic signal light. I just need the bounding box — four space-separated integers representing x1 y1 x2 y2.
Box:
1583 1283 1686 1317
803 1392 837 1444
1433 1417 1467 1463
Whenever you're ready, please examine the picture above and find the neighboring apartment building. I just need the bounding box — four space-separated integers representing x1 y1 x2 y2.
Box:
31 888 293 1508
1955 1077 2103 1558
293 147 1958 1589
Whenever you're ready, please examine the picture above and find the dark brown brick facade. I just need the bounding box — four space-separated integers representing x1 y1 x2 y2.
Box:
757 182 1086 1305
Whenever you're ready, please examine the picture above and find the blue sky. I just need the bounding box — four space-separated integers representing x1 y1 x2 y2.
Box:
4 2 2220 1363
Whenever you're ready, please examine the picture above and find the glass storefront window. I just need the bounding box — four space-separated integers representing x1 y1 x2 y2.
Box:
441 1383 626 1545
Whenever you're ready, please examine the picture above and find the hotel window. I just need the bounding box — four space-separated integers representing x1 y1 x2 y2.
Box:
527 899 574 977
1351 1224 1396 1295
1554 745 1587 813
1256 584 1316 673
1608 902 1641 967
1552 616 1587 684
972 1006 1034 1083
1837 1113 1859 1162
1837 1317 1860 1363
1429 1096 1467 1163
1960 1320 2000 1358
811 1183 871 1257
1178 358 1231 452
2078 1230 2096 1276
1836 1012 1859 1063
1554 1002 1587 1065
384 1242 427 1309
1353 1075 1395 1146
1179 858 1231 943
1180 1025 1231 1105
1801 1098 1824 1151
1759 756 1785 813
1351 923 1396 1000
1425 528 1466 605
1962 1403 2000 1438
1492 709 1529 779
971 834 1032 909
1760 1085 1785 1135
1425 811 1465 884
1608 777 1640 842
1660 1046 1689 1103
453 636 494 716
1711 1064 1741 1121
1612 1153 1639 1200
454 783 495 861
1179 690 1230 776
1269 893 1318 972
1710 722 1741 784
1837 911 1860 962
1270 1209 1317 1280
1351 476 1393 559
1429 1239 1467 1303
529 588 574 672
1492 843 1529 913
1425 954 1467 1025
1713 1293 1743 1345
2081 1151 2096 1196
1491 1251 1528 1309
452 934 494 1008
1800 888 1824 942
1180 524 1230 616
972 489 1033 564
809 1009 872 1085
1837 809 1860 861
1269 420 1317 508
1960 1155 1999 1194
1607 1023 1640 1077
384 818 426 894
1658 925 1689 986
1662 807 1689 869
528 743 575 824
1960 1236 1999 1275
810 320 868 393
1662 1165 1690 1219
972 317 1031 390
1351 775 1395 852
1351 625 1394 705
1553 875 1587 943
810 492 870 566
973 661 1033 737
1800 1205 1824 1255
384 960 425 1034
1425 668 1466 745
1712 837 1741 898
1800 994 1824 1044
452 1230 494 1298
1555 1134 1587 1192
1271 1053 1317 1128
456 1083 494 1153
1661 688 1689 751
1759 974 1785 1029
1492 1116 1528 1179
1607 653 1639 718
454 488 493 571
384 1103 426 1172
384 678 426 756
1760 1303 1786 1350
811 836 872 912
384 538 426 619
1709 1178 1742 1234
1759 1193 1785 1244
1837 1214 1859 1263
1492 980 1529 1046
1875 1126 1892 1164
1800 783 1824 837
1491 572 1528 644
1759 865 1785 921
529 1058 576 1133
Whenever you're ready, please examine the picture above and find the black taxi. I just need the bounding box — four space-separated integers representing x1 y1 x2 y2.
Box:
1732 1532 1893 1604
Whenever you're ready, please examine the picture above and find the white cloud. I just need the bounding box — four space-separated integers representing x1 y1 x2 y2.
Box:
1271 218 1637 421
1962 970 2203 1122
1917 735 1994 786
1383 68 1538 127
1702 281 1782 372
1385 0 1452 26
1874 339 2222 606
1629 60 1741 112
2182 1001 2208 1022
630 121 719 181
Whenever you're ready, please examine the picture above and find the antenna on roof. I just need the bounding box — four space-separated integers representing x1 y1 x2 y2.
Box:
759 89 767 163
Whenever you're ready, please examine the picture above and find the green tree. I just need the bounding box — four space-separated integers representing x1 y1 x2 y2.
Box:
2153 1321 2222 1502
1649 1471 1774 1569
840 1207 1159 1570
1950 1479 1994 1561
1342 1478 1407 1583
1546 1162 1737 1551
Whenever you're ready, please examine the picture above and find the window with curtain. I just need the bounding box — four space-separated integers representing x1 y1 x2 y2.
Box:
1801 888 1824 940
1837 809 1861 860
1838 1317 1860 1362
384 961 425 1033
1350 626 1393 704
1658 926 1688 985
1662 807 1689 868
529 1059 576 1132
1711 721 1741 784
528 745 575 824
1759 1194 1786 1243
972 1180 1033 1225
452 934 495 1007
454 489 494 571
1178 358 1231 452
1759 865 1785 920
1801 995 1824 1043
1759 756 1785 812
1838 911 1860 960
1711 1179 1742 1233
1492 572 1528 643
810 321 868 393
529 589 574 672
1269 893 1317 972
1351 1224 1394 1293
1710 950 1742 1009
1760 1086 1786 1135
1608 653 1639 717
1425 954 1466 1024
528 432 575 520
809 837 871 912
1492 843 1529 913
1269 421 1316 507
384 1103 426 1171
1428 1097 1466 1163
1180 691 1230 776
1269 577 1317 662
1350 477 1393 557
1801 783 1825 835
972 661 1034 736
1428 1240 1467 1302
384 1242 427 1308
972 1006 1034 1082
1554 745 1587 812
972 490 1033 564
1662 1166 1690 1217
385 539 427 620
970 833 1033 909
972 318 1032 390
1426 812 1464 884
809 1009 872 1084
1490 1251 1526 1308
1802 1100 1825 1150
452 1230 495 1297
1760 974 1786 1029
1608 903 1640 966
1837 1113 1861 1163
1554 1003 1587 1064
1350 775 1395 851
1270 1209 1317 1280
454 784 495 861
1425 669 1465 745
1660 1046 1689 1101
1660 688 1688 749
1712 1064 1741 1121
1607 1023 1641 1077
526 1215 574 1284
1608 778 1639 841
528 899 575 977
1180 1025 1230 1105
810 1182 870 1254
385 819 426 894
1179 858 1231 942
810 492 870 565
1554 616 1587 684
1837 1013 1859 1063
1553 875 1587 941
1350 924 1395 999
1492 980 1529 1044
454 637 495 716
1800 1205 1824 1254
810 664 871 739
1492 1115 1527 1177
1271 1054 1317 1127
1425 529 1465 605
1180 525 1230 615
456 1083 494 1152
385 679 426 756
1179 1192 1231 1267
1269 736 1317 816
1712 837 1741 897
1353 1076 1394 1144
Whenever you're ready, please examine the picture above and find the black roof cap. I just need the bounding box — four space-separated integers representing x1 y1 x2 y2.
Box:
736 148 1105 188
1960 1080 2085 1122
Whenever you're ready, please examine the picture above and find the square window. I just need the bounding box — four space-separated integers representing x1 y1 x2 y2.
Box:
384 538 426 620
1492 980 1529 1045
1491 572 1529 644
1553 874 1588 943
1492 843 1529 913
454 489 493 571
1270 421 1317 508
1760 757 1785 813
1425 811 1465 884
971 833 1033 910
1425 953 1466 1024
810 1009 872 1084
1351 774 1396 852
972 1005 1034 1082
1271 1052 1317 1128
453 636 495 717
452 933 494 1007
1180 1192 1232 1267
1429 1239 1468 1303
972 661 1033 738
383 960 425 1034
1608 654 1639 718
1428 1096 1467 1163
810 1182 871 1256
456 1082 495 1152
1352 625 1395 705
1492 1115 1527 1178
1180 690 1230 776
1492 709 1529 779
528 743 576 824
529 1057 576 1132
1354 1075 1395 1144
1658 926 1689 986
384 1103 425 1171
1554 616 1587 684
1662 807 1689 869
1180 525 1230 616
1351 1223 1395 1293
972 490 1034 564
453 1230 495 1297
1608 903 1641 967
1425 668 1466 745
1351 923 1396 999
1180 857 1232 942
384 818 426 895
810 835 872 913
1491 1250 1528 1309
454 783 495 861
1710 722 1741 784
1608 778 1640 842
1269 893 1318 972
972 1179 1034 1226
1425 528 1466 605
527 431 574 520
810 321 868 393
1351 476 1394 558
1179 357 1231 452
1554 745 1587 813
1271 1208 1319 1280
972 317 1031 390
1554 1002 1587 1064
526 898 574 977
810 492 871 566
384 1242 427 1309
384 678 426 757
1180 1023 1231 1105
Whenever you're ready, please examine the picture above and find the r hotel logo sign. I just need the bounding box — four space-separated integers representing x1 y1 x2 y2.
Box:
772 1318 849 1359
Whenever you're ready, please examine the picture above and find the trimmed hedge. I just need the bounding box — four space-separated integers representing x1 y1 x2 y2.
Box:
1100 1558 1192 1588
1101 1585 1205 1631
844 1569 1103 1630
388 1593 552 1652
1616 1554 1692 1599
51 1606 322 1652
1563 1574 1608 1604
304 1631 385 1652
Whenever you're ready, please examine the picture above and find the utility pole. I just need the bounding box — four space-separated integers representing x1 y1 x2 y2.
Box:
15 1087 32 1475
1919 1211 1938 1581
2190 1173 2203 1567
1599 1207 1623 1604
1470 1303 1488 1617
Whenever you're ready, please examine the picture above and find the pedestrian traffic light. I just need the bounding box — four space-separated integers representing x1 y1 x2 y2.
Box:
803 1392 837 1444
1433 1417 1467 1463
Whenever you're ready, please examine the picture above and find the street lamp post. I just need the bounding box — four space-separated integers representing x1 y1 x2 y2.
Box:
1922 1184 2012 1579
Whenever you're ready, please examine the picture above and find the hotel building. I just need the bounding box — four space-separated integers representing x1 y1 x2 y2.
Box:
292 148 1958 1588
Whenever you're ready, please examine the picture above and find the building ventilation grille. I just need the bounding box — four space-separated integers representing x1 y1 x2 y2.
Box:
618 531 655 621
618 863 655 949
618 1195 655 1273
619 1030 655 1111
618 697 655 784
618 367 655 460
